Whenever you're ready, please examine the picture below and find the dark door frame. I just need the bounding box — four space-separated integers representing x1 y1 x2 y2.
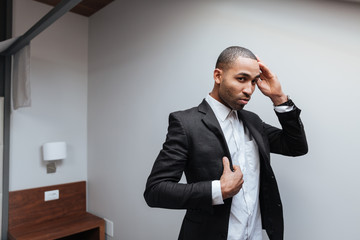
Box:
0 0 13 237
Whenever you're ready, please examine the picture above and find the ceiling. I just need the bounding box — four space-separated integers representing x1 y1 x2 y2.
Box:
33 0 114 17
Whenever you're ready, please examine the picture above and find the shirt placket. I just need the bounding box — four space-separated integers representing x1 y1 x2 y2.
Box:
229 112 249 213
231 111 252 240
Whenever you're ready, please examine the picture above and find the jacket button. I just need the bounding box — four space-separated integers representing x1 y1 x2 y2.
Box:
220 233 227 239
277 203 282 207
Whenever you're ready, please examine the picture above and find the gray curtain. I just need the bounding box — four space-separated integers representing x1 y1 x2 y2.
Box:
12 44 31 109
0 38 31 110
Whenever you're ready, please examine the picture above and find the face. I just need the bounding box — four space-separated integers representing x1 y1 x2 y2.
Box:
213 57 260 110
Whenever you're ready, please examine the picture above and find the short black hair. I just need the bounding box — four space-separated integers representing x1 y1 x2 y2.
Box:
215 46 257 70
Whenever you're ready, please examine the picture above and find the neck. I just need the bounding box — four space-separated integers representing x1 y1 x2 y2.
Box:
209 89 230 109
209 89 221 103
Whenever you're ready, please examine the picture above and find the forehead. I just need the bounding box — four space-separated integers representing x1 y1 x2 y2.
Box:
227 56 260 75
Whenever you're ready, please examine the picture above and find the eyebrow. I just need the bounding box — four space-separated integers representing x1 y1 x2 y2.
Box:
235 72 261 79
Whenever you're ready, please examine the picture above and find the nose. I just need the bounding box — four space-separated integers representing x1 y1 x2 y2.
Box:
242 82 255 96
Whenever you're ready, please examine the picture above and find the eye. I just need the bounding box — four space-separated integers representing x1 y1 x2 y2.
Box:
237 77 246 82
252 78 259 85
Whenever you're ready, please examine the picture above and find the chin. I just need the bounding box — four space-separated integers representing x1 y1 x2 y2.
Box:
233 104 245 111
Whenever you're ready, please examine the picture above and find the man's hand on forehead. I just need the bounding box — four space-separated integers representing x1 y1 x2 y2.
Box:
255 57 287 105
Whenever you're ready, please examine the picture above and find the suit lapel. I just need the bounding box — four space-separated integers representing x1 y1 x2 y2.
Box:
198 99 234 170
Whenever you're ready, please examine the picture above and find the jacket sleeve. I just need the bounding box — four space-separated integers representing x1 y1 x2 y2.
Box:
144 112 213 212
264 106 308 156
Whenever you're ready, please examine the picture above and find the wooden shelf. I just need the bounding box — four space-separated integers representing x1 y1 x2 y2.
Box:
8 213 104 240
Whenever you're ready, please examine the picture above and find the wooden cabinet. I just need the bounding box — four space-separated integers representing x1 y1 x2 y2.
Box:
8 182 105 240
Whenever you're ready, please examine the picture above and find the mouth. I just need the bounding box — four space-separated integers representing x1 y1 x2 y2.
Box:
239 98 250 105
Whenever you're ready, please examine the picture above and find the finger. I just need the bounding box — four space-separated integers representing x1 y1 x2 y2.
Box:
233 165 241 171
258 62 270 75
259 62 275 80
222 157 231 172
256 79 266 89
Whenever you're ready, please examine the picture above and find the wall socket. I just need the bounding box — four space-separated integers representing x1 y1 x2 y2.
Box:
44 189 59 201
104 218 114 237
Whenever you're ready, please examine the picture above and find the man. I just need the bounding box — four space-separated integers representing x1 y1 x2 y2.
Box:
144 46 308 240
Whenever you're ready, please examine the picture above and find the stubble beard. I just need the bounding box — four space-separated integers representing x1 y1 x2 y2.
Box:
219 94 245 111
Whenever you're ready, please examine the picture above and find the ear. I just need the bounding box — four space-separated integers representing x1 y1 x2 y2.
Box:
213 68 222 84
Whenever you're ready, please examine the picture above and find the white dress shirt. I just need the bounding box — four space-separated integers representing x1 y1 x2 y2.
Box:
205 94 293 240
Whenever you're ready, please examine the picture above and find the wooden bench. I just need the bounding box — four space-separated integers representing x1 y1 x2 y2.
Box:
8 181 105 240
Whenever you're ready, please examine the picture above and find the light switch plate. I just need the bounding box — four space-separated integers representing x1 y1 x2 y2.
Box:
104 218 114 237
44 189 59 201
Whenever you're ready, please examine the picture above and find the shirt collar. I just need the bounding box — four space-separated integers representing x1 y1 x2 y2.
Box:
205 94 236 122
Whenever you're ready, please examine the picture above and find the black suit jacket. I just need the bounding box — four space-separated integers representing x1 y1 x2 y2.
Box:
144 99 308 240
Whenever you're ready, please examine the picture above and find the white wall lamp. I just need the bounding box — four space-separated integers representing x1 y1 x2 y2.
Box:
42 141 67 174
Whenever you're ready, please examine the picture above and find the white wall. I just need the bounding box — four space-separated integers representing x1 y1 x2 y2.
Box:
10 0 88 191
87 1 360 239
